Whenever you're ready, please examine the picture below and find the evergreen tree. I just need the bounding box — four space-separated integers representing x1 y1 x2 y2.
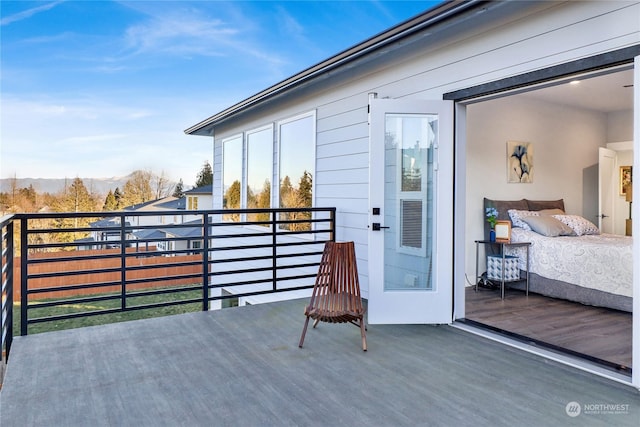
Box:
113 187 123 209
297 171 313 208
224 180 241 209
173 179 185 198
279 176 293 208
195 161 213 188
257 179 271 209
19 184 37 206
54 177 95 213
223 180 241 222
52 177 96 244
248 179 271 225
121 170 154 207
103 190 118 211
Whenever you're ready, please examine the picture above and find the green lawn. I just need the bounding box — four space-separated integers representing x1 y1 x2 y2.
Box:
12 285 203 336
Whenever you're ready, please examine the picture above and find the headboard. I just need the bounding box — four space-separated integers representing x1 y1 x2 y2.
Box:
483 198 565 239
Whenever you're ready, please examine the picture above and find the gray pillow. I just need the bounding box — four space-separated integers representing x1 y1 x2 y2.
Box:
522 215 575 237
537 208 565 215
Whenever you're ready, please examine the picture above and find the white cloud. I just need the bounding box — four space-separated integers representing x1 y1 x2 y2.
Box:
0 1 64 26
114 2 286 69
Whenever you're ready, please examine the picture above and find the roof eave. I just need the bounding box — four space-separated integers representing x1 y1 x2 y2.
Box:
184 0 481 136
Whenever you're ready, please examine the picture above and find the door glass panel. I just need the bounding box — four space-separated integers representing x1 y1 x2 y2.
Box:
384 113 437 291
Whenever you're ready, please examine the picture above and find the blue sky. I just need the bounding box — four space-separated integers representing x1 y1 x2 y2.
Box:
1 0 439 187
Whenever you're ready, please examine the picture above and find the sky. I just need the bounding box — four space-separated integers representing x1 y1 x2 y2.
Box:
0 0 439 187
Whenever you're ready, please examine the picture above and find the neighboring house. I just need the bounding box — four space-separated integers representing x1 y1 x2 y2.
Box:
80 196 205 250
131 220 203 255
123 196 185 227
75 217 134 250
89 217 132 245
186 1 640 388
183 185 214 211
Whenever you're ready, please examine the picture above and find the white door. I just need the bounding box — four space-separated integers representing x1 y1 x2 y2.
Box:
368 98 453 324
598 147 616 233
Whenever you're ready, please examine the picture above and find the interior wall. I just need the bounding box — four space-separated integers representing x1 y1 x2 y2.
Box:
608 110 634 141
465 95 608 282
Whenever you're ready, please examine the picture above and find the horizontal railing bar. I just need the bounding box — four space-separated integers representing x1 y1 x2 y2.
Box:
208 285 315 300
124 274 202 285
272 250 324 259
27 281 123 295
26 253 123 264
210 262 320 277
206 250 323 264
209 239 328 253
28 298 202 325
208 272 317 289
28 293 122 309
14 207 333 221
27 267 123 280
123 248 203 257
124 260 203 271
126 285 202 298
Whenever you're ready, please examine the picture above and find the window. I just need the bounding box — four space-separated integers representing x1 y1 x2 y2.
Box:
386 113 435 257
187 196 198 210
222 135 242 221
278 113 315 230
247 126 273 225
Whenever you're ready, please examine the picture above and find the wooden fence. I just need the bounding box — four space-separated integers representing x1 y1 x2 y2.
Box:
13 247 204 301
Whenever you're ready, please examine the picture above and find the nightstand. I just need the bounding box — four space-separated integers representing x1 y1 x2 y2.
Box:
474 240 531 299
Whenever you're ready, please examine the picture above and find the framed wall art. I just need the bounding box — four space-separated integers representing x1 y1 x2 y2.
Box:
620 165 632 196
507 141 533 183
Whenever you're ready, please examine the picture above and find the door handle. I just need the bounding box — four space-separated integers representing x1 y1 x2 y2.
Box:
372 223 390 231
600 214 609 218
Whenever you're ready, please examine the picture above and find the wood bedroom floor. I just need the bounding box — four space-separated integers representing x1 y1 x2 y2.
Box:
464 286 632 373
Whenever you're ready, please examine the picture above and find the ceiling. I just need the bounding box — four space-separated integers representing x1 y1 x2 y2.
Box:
520 68 634 113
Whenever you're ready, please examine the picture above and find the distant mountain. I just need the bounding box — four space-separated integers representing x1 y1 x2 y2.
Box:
0 175 132 195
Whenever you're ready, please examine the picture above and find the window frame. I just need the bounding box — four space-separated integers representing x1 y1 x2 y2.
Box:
276 111 317 210
221 133 244 214
246 124 275 210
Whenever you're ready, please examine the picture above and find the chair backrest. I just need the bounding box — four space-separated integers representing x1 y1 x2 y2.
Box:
308 241 363 314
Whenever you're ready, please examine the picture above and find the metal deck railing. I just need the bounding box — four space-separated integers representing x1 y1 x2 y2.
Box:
0 207 335 361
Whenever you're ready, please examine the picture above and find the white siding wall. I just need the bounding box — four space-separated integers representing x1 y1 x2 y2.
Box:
207 1 640 298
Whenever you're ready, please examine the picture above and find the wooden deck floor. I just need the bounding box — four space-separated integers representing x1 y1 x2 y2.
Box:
1 298 638 426
465 286 632 372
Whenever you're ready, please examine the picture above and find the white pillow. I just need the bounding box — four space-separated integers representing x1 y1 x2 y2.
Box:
508 209 539 230
551 214 600 236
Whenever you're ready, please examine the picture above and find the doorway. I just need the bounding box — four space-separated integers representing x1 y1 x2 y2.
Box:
461 66 634 374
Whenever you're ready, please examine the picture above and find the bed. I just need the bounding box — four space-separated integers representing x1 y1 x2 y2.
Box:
483 198 633 312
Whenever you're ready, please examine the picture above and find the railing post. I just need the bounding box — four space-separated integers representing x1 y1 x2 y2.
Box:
202 213 210 312
20 217 28 336
120 214 126 310
272 210 277 292
330 208 336 242
7 219 14 356
1 218 14 359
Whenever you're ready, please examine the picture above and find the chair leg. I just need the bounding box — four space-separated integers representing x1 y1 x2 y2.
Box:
299 316 311 348
312 318 320 328
360 318 367 351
